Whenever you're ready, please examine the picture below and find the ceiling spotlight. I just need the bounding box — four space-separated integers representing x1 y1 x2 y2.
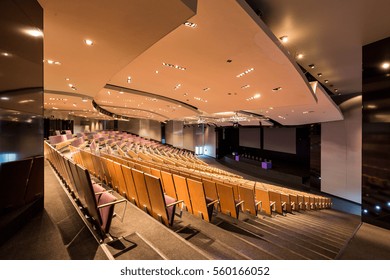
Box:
317 73 322 77
296 53 304 59
1 52 11 57
119 91 124 94
127 76 132 83
155 70 159 74
308 64 315 69
65 78 70 81
279 36 288 43
84 39 94 46
1 97 10 100
382 62 390 69
324 80 329 83
334 89 339 93
82 98 88 102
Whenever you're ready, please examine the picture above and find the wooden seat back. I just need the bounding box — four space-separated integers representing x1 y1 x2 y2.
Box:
113 161 127 197
239 185 258 215
121 165 139 205
172 174 193 214
144 174 173 226
187 179 214 222
202 179 219 201
160 171 177 199
131 169 152 213
269 190 284 215
289 194 298 211
254 186 272 216
216 183 240 218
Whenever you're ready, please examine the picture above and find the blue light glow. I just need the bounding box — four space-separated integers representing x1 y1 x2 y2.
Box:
375 205 381 211
363 209 368 214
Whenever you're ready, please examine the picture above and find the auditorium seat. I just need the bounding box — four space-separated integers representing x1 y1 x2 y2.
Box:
172 174 193 214
112 161 128 198
216 183 244 219
144 173 184 226
131 168 152 213
186 179 218 222
160 171 178 199
254 185 275 216
238 185 262 216
121 165 139 205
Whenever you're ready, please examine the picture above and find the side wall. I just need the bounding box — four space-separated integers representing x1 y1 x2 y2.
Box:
321 96 362 203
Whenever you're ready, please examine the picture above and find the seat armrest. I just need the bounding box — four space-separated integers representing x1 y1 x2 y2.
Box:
166 199 184 208
235 200 245 207
207 199 219 207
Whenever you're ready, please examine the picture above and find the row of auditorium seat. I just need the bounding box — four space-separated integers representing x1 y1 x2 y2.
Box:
70 146 331 224
44 142 126 241
72 148 216 224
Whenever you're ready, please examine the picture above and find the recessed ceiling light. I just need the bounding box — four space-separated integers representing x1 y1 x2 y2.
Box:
65 78 70 81
174 84 182 90
317 73 322 77
52 107 58 110
296 53 304 59
155 70 159 74
203 87 210 92
269 107 274 110
334 89 339 93
272 87 282 91
24 28 43 37
84 39 94 46
2 52 11 57
382 62 390 69
236 68 254 78
119 91 124 94
47 60 54 64
184 21 197 28
1 97 10 100
162 62 186 71
82 98 88 102
73 103 77 107
107 91 111 95
241 85 250 89
279 36 288 43
308 64 315 69
367 104 377 109
324 80 329 83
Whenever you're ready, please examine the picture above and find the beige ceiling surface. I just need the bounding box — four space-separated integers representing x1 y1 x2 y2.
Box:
38 0 390 125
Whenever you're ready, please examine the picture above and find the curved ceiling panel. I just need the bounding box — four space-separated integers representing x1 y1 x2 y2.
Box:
108 0 317 119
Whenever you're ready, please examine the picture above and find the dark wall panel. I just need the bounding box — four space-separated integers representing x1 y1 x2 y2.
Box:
0 0 43 243
362 37 390 229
